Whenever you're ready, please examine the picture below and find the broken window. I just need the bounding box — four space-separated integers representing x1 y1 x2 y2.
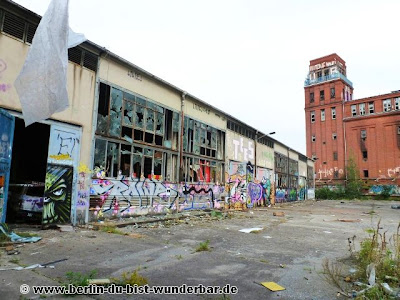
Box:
93 139 177 181
183 156 222 183
96 83 110 135
109 88 123 138
183 117 223 159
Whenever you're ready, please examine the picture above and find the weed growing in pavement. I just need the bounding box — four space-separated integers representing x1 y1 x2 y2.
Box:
99 225 126 235
195 240 210 252
9 258 20 264
112 269 148 286
321 258 347 293
64 270 97 287
175 254 183 260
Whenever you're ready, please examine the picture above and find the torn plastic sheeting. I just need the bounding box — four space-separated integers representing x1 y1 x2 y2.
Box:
14 0 71 126
239 227 263 233
0 224 41 243
0 258 68 271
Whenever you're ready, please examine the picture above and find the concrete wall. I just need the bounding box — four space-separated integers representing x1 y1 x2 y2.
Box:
98 57 181 112
0 34 96 167
225 130 255 164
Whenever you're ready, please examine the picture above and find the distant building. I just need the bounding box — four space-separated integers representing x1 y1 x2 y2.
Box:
304 53 400 191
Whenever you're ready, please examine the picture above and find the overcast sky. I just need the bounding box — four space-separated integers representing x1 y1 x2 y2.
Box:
12 0 400 154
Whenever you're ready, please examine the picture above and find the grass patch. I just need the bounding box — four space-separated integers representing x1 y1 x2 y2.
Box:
9 258 20 264
175 254 183 260
64 270 97 287
112 269 148 286
259 259 269 264
99 225 126 235
195 240 210 252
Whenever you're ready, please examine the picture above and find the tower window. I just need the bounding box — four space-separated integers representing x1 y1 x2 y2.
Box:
395 98 400 110
361 129 367 140
383 99 391 112
333 152 338 161
321 109 325 121
320 90 325 101
310 92 314 103
332 133 337 140
362 151 368 160
312 135 316 142
330 87 335 99
363 170 369 178
311 111 315 123
359 103 366 115
351 105 357 116
369 102 374 114
331 107 336 119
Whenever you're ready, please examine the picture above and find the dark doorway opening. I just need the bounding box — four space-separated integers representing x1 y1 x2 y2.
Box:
7 118 50 224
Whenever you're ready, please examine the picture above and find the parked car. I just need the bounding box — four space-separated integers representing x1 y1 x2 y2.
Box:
7 182 45 223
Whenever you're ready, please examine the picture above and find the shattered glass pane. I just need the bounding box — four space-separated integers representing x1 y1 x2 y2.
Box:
136 97 146 106
134 147 143 155
146 101 155 110
146 108 154 131
123 100 134 126
144 148 153 156
106 142 119 177
109 88 122 137
155 112 164 135
124 92 135 102
96 114 108 135
135 105 144 128
200 128 206 145
172 112 179 132
155 105 164 113
132 155 141 164
109 110 122 137
94 139 106 169
211 130 217 148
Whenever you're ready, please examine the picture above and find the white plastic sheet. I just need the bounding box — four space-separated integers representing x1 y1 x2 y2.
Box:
14 0 73 126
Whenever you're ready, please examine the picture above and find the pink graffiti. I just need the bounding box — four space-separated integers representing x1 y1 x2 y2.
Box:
0 83 11 92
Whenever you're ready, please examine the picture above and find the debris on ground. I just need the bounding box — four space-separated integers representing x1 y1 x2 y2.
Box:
0 258 67 271
88 279 111 285
0 224 41 243
338 219 361 222
391 205 400 209
260 281 285 291
57 225 75 232
273 212 285 217
239 227 263 233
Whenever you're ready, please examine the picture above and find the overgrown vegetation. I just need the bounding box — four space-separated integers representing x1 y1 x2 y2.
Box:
99 225 126 235
64 270 97 287
195 240 210 252
322 221 400 298
112 269 148 286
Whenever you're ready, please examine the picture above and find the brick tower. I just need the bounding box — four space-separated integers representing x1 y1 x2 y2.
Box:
304 54 353 183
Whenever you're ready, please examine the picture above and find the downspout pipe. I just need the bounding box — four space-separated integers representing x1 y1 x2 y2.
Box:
179 91 187 182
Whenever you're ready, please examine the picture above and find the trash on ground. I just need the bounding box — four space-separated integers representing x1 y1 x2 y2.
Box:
260 281 285 291
338 219 361 222
239 227 263 233
57 225 74 232
263 236 272 239
366 263 376 286
391 205 400 209
323 231 332 234
0 224 41 243
88 279 111 285
273 212 285 217
381 282 399 297
279 264 286 268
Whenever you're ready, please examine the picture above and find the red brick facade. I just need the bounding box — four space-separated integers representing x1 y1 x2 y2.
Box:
304 54 400 186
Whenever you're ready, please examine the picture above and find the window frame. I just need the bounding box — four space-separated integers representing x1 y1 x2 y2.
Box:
383 99 392 112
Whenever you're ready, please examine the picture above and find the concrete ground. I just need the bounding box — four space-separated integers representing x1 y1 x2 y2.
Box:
1 199 399 300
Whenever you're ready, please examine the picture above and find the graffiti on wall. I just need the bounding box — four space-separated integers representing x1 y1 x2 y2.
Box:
298 177 306 200
317 167 344 179
76 163 91 225
0 59 12 94
369 185 400 196
89 176 224 218
232 138 254 161
43 164 73 224
48 129 80 163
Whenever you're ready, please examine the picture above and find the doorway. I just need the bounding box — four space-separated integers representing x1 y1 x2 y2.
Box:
7 117 50 224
